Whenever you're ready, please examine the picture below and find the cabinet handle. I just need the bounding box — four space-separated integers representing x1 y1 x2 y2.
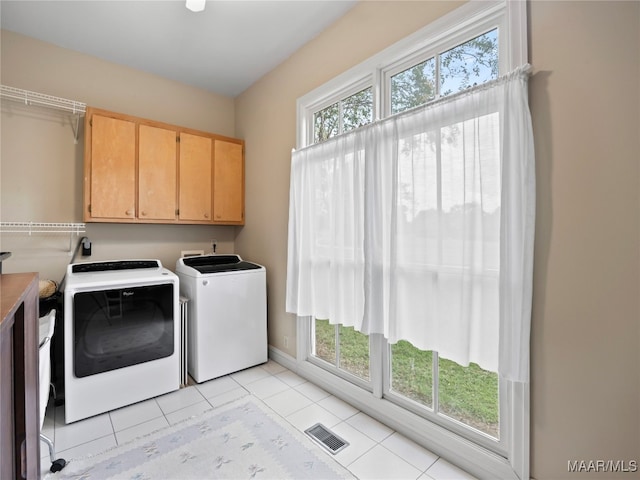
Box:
204 213 209 219
126 209 134 216
141 211 147 217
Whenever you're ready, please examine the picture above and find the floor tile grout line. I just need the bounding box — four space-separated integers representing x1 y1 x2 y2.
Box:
55 432 116 458
339 423 379 469
107 408 116 439
345 420 395 446
378 441 429 477
422 456 441 476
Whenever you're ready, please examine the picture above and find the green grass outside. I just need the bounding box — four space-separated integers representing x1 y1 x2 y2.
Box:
315 319 499 438
314 320 370 380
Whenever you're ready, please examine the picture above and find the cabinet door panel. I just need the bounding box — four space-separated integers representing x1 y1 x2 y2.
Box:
139 125 177 220
90 115 136 219
213 140 244 223
179 133 212 221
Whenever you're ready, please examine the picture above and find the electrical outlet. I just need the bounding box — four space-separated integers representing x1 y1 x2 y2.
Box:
283 336 289 348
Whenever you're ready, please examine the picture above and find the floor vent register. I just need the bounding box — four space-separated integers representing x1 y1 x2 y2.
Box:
305 423 349 454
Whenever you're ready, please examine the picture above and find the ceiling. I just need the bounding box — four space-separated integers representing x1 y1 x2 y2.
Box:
0 0 356 97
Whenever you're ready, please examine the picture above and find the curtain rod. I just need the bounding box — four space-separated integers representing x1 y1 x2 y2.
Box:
0 85 86 115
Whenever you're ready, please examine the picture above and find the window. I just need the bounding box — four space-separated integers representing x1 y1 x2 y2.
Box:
390 342 499 439
389 29 499 116
308 20 503 447
291 2 530 479
313 87 373 143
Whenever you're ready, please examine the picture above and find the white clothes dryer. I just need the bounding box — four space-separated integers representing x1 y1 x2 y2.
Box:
63 260 180 423
175 255 267 383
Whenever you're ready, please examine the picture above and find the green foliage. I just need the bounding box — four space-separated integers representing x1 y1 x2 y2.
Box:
314 319 370 380
314 318 336 364
391 340 434 407
313 87 373 143
438 357 499 436
338 324 370 380
314 103 339 143
343 88 373 133
440 29 499 96
391 58 436 115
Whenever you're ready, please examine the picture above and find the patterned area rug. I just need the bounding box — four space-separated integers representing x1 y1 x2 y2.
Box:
46 395 354 479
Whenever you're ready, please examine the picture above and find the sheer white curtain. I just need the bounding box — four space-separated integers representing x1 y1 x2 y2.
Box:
287 65 534 382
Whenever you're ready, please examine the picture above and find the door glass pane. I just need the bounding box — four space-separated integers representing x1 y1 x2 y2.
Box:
440 29 499 96
390 340 433 408
313 318 336 365
438 356 499 438
342 87 373 133
313 102 339 143
338 325 370 380
391 57 436 115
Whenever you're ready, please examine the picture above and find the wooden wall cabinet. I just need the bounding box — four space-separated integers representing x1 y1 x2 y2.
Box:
89 114 136 220
139 124 177 221
213 139 244 223
179 132 212 222
84 107 244 225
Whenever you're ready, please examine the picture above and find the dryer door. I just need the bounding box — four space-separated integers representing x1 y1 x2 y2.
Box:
72 283 175 377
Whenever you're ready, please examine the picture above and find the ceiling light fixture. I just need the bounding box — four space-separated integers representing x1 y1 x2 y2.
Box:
186 0 205 12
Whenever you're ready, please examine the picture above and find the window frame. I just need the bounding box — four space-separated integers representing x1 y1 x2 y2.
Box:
293 1 529 479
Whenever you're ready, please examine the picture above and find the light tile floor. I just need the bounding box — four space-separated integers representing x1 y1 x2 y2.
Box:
40 360 477 479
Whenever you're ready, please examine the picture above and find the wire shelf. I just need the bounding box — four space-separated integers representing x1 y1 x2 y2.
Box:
0 222 86 235
1 85 86 142
0 85 86 115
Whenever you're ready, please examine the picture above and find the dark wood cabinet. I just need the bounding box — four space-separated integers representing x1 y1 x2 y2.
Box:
1 273 40 479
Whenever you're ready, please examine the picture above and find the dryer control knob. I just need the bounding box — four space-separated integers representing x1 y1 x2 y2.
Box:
202 280 209 286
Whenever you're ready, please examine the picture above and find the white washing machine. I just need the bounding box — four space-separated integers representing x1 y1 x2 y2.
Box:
175 254 267 383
